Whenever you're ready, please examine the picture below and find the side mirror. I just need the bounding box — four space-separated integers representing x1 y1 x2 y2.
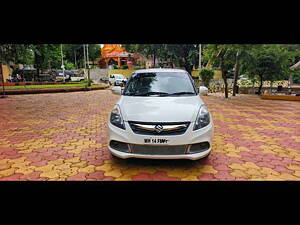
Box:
199 86 208 96
112 86 122 95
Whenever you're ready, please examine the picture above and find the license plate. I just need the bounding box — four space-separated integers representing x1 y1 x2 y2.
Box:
144 138 170 144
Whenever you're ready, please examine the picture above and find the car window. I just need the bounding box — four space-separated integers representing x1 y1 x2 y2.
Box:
123 72 196 96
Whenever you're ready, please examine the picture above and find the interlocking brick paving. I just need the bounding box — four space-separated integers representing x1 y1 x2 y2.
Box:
0 90 300 181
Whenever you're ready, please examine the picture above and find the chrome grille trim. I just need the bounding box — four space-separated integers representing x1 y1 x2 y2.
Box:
128 121 190 136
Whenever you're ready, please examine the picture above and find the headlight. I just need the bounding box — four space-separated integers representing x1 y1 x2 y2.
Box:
193 105 210 131
110 105 125 130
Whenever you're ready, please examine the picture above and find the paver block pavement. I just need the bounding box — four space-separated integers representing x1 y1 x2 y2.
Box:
0 91 300 180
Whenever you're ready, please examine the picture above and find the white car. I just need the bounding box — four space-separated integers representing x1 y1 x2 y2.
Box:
107 68 214 160
109 74 127 86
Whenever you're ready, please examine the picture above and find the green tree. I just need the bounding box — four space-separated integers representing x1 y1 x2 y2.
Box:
244 45 291 94
203 44 236 98
32 44 61 77
199 68 214 88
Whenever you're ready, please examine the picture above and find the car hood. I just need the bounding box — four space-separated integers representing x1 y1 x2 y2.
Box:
118 95 203 123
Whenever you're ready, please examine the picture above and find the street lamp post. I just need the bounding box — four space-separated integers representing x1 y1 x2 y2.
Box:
83 44 86 69
198 44 202 87
199 44 202 70
61 44 65 82
86 44 91 86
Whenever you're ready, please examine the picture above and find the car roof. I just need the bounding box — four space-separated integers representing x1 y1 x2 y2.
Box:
134 68 188 74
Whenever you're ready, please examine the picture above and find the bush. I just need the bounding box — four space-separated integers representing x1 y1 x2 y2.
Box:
113 65 119 69
121 65 128 69
199 68 215 88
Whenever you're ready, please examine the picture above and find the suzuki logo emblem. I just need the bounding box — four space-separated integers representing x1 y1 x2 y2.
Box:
154 125 164 133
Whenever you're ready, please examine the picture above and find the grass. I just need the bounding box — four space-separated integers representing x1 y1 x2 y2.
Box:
5 83 106 90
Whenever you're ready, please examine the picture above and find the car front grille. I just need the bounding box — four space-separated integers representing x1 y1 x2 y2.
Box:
130 144 187 155
128 121 190 136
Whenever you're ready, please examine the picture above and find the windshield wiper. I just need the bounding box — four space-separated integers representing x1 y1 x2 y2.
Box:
131 91 169 96
168 92 196 96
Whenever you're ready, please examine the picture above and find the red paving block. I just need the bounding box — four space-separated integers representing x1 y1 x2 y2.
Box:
0 173 23 181
213 164 232 171
102 177 115 181
66 173 87 181
198 173 217 181
86 171 105 180
213 171 236 180
30 160 49 167
20 171 45 181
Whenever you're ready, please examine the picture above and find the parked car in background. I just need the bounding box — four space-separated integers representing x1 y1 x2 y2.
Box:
52 70 85 82
109 74 127 86
239 74 250 81
70 73 85 82
107 68 214 160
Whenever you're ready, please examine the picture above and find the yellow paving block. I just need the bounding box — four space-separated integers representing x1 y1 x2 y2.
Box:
47 159 65 166
64 157 81 164
229 163 247 171
245 168 264 177
48 177 66 181
11 161 31 168
0 168 16 177
166 169 191 178
226 152 241 158
237 146 251 152
181 175 199 181
40 170 60 179
71 161 88 168
59 167 78 177
278 173 300 181
95 163 113 172
259 167 280 176
286 164 300 171
35 164 54 172
15 166 36 175
103 169 122 178
263 175 283 181
0 163 11 170
54 163 72 171
0 159 10 165
243 162 260 170
198 165 218 174
8 157 27 164
78 165 96 174
68 149 83 154
230 170 250 179
115 175 132 181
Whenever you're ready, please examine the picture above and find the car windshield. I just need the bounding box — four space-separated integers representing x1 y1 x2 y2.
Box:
123 72 196 96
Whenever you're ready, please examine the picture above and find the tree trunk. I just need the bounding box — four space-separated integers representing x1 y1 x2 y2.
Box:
258 75 263 95
153 51 156 68
270 81 273 93
0 63 5 97
220 57 228 98
185 64 193 75
289 74 294 87
232 53 240 96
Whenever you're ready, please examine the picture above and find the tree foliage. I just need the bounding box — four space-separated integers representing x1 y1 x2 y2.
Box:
200 68 214 88
242 45 292 93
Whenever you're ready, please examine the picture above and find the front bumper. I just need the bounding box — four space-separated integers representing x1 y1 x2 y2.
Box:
107 120 214 160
